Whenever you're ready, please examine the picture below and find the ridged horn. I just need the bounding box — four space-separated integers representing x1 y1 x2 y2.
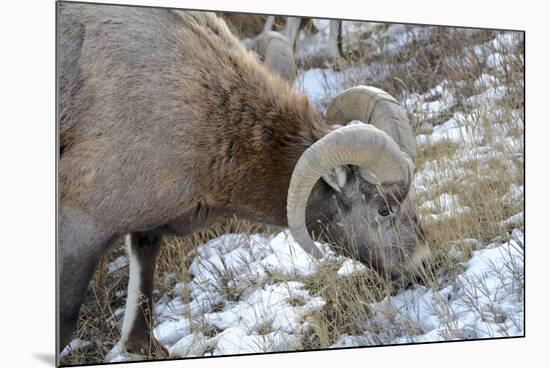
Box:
286 124 414 258
325 86 416 162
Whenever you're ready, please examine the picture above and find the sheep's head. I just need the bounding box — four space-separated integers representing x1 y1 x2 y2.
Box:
287 86 430 280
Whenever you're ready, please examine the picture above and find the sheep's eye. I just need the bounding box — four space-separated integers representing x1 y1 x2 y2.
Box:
378 208 391 217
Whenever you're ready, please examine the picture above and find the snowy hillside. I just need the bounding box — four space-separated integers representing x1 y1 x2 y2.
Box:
60 21 524 365
99 230 522 362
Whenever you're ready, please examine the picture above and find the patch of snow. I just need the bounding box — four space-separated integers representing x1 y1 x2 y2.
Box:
500 212 524 228
367 230 524 344
169 333 209 358
212 327 298 355
418 113 483 146
106 230 327 362
491 33 522 51
258 231 319 277
502 184 524 203
107 256 128 274
331 335 376 348
474 73 497 89
337 259 368 277
486 52 504 69
104 343 128 362
156 297 187 321
205 282 324 336
60 339 92 357
464 85 507 107
154 317 191 345
420 193 470 222
421 193 460 213
294 68 335 106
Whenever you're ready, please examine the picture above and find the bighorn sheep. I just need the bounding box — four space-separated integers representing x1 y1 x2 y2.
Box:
262 16 343 60
253 30 297 82
58 3 428 359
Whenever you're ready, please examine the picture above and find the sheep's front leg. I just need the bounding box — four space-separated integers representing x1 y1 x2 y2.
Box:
119 232 167 359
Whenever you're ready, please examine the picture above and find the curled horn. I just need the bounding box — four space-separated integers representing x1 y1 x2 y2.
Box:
286 125 413 258
325 86 416 163
287 86 415 258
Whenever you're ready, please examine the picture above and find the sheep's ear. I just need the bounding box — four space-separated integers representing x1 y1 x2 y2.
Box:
322 166 348 193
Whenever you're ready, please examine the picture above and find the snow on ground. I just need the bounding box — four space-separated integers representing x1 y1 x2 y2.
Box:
101 224 524 362
367 230 523 344
420 193 470 222
104 227 523 361
107 255 128 274
63 24 524 363
61 339 92 358
105 232 335 361
333 231 523 346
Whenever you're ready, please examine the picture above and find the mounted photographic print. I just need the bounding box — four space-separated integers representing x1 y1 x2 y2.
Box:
56 1 525 365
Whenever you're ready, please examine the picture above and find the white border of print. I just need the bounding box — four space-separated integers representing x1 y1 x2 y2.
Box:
1 0 544 367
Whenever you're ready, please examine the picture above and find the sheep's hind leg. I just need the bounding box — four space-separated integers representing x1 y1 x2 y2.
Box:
118 232 168 360
58 206 115 357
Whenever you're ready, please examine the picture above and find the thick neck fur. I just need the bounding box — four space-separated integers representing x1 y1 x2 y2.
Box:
188 50 329 226
167 11 331 227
